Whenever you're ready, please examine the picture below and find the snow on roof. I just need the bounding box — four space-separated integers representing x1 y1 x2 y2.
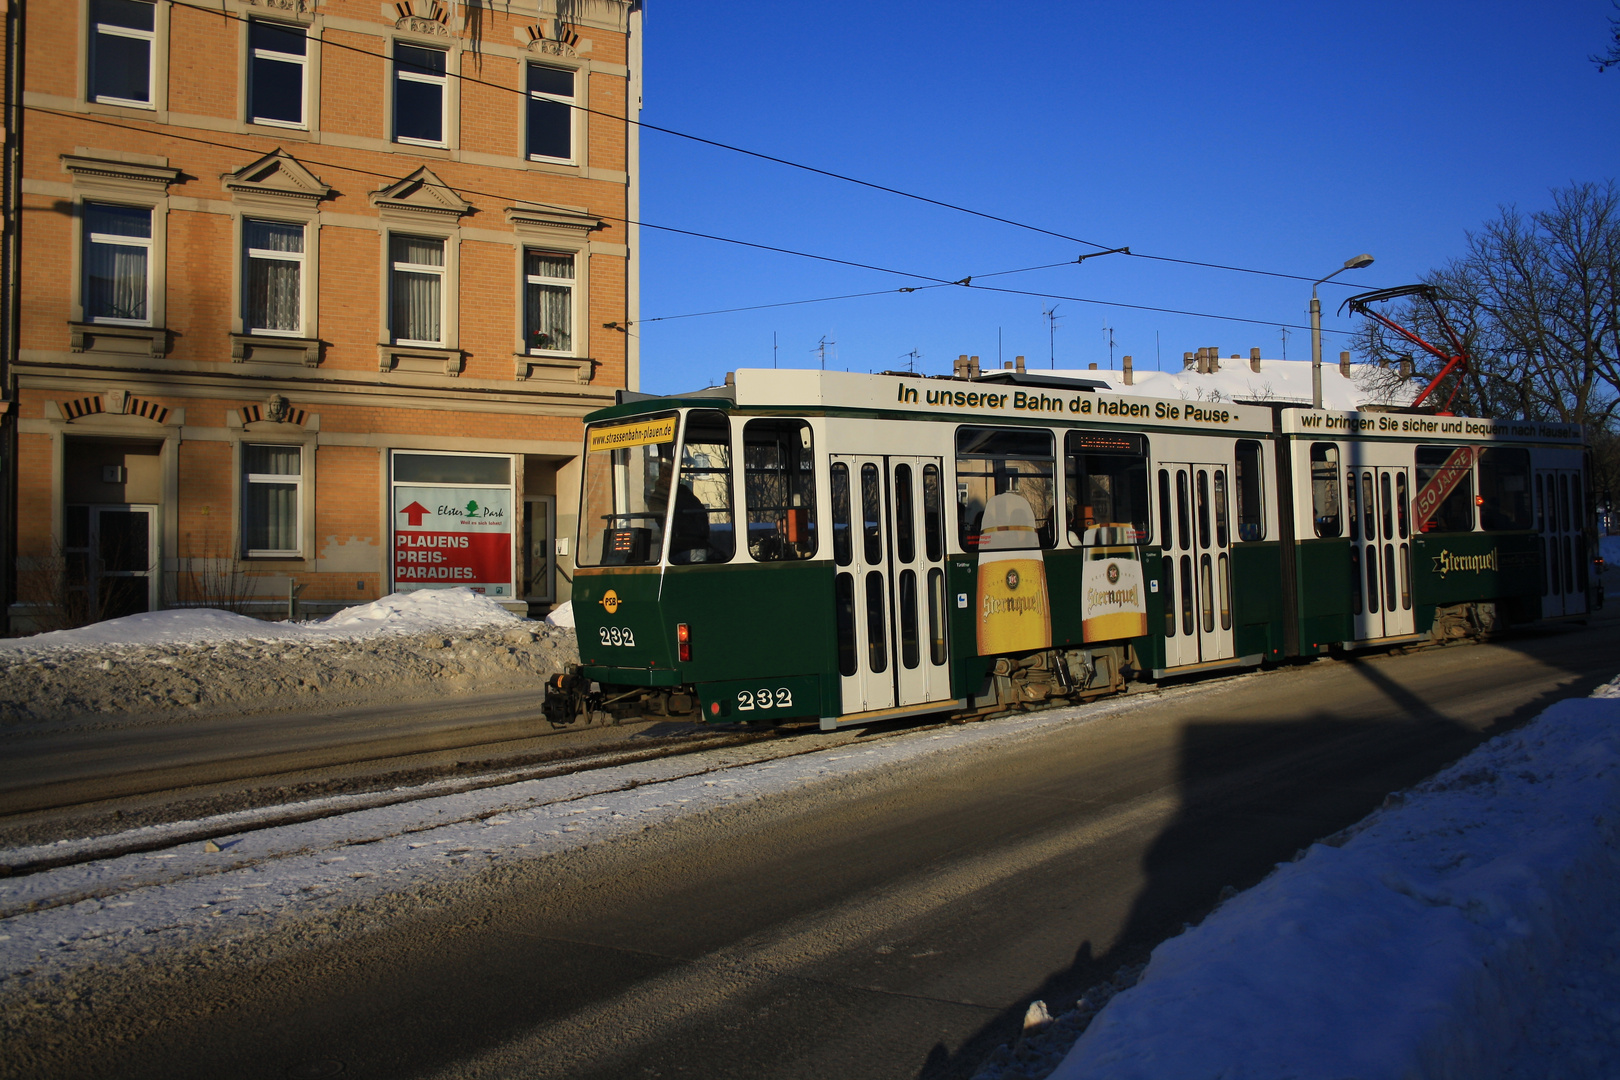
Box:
0 587 522 657
1026 356 1419 411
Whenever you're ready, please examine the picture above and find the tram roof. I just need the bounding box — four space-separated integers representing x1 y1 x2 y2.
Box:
591 369 1584 446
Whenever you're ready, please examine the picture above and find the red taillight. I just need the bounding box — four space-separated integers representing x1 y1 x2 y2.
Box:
677 622 691 662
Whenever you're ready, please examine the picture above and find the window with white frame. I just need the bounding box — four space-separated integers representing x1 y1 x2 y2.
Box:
248 21 307 127
524 250 573 353
243 219 305 335
243 444 302 556
526 64 573 162
394 43 447 146
390 235 444 345
83 202 153 325
88 0 156 107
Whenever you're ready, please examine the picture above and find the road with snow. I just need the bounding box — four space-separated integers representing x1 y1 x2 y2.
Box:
4 606 1614 1080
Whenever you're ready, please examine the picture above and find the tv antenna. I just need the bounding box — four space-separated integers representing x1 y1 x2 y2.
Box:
900 348 922 373
1102 321 1116 366
1043 304 1062 369
1278 324 1290 360
814 335 836 370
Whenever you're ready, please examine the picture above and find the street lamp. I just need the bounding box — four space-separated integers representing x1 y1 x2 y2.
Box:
1311 253 1375 408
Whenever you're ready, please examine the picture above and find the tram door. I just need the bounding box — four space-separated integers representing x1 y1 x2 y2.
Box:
1348 467 1415 640
1537 469 1587 618
1159 463 1234 667
831 455 952 715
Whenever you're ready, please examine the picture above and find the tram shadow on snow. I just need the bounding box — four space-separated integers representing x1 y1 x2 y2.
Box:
913 615 1616 1080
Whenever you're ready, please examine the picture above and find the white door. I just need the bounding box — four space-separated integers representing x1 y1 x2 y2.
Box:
1539 469 1587 618
1159 463 1234 668
1349 467 1415 640
831 456 952 715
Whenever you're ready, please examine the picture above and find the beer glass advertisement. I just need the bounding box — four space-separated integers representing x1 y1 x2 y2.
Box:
1081 548 1148 641
393 485 513 595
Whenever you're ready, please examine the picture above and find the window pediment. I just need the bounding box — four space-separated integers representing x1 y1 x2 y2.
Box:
61 154 181 193
223 150 332 208
371 167 472 224
505 204 602 238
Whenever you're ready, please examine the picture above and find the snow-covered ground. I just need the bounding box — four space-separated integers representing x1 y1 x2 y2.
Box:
0 588 576 728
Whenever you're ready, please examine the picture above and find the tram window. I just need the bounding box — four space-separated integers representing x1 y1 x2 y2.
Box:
1179 554 1194 636
1196 470 1212 549
1200 553 1215 633
1383 543 1397 611
923 464 944 563
835 573 857 676
1161 554 1176 637
1380 472 1394 541
1362 471 1374 543
865 570 888 672
1175 470 1191 551
1213 470 1230 549
1218 551 1231 630
1310 443 1342 537
1234 441 1265 541
927 568 948 666
895 464 916 564
1396 473 1410 539
1559 473 1571 532
899 569 920 669
831 463 852 567
670 410 734 564
1535 474 1546 532
579 411 677 567
1347 472 1359 542
1350 546 1362 614
1158 470 1172 549
956 427 1056 550
1577 534 1589 592
742 419 817 561
1063 431 1148 546
861 463 883 566
1414 447 1475 532
1400 543 1412 610
1477 448 1531 531
1366 542 1379 613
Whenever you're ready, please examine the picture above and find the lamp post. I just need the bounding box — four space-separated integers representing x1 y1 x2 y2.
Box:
1311 253 1375 408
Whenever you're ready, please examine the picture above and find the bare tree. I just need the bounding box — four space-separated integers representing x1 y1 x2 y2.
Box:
1352 181 1620 432
1594 0 1620 72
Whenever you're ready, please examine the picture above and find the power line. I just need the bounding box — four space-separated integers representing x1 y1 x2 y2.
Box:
152 0 1373 289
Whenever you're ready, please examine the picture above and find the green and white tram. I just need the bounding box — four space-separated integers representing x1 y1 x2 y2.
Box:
542 368 1597 729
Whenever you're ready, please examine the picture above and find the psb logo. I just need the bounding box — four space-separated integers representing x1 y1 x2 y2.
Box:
599 589 621 614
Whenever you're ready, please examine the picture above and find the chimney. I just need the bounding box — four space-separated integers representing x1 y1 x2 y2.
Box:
1015 354 1026 374
1122 355 1133 385
1399 357 1414 380
1211 348 1221 372
1088 362 1098 370
1003 360 1013 370
1183 351 1196 371
955 354 970 378
1339 350 1351 377
1250 347 1261 373
969 355 981 379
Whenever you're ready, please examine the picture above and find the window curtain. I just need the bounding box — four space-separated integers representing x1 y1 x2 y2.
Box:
84 203 150 322
525 252 572 352
244 445 300 552
245 220 302 332
391 236 443 344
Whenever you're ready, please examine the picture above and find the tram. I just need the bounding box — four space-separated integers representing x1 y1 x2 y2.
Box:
542 368 1597 729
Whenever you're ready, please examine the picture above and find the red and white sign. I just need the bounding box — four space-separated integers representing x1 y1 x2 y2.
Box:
1413 446 1474 531
392 485 513 595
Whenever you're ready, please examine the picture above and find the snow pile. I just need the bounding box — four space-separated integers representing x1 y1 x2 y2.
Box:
1046 676 1620 1080
1044 357 1417 410
544 600 575 628
0 589 573 727
0 587 520 657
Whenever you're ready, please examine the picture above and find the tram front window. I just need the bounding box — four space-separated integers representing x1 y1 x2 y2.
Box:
671 410 735 565
579 413 678 566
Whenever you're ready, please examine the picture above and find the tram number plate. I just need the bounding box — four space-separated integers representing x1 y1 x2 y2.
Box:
736 687 793 711
597 625 636 647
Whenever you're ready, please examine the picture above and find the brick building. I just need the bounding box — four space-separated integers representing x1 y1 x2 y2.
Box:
3 0 641 630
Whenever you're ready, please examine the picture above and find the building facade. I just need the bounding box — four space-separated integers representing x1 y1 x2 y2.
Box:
6 0 641 630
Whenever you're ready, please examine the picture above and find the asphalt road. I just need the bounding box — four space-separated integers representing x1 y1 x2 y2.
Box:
17 614 1620 1080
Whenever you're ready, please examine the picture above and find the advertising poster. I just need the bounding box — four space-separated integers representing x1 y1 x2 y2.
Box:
393 485 513 595
975 492 1052 654
1081 549 1148 642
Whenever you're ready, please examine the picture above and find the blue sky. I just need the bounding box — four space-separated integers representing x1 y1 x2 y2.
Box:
633 1 1619 393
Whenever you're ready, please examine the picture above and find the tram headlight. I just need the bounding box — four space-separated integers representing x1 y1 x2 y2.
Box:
677 622 691 662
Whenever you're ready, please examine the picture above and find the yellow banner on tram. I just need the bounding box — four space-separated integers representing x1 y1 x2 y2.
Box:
588 416 678 452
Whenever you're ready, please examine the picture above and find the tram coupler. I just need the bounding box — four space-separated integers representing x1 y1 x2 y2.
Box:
542 666 601 727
